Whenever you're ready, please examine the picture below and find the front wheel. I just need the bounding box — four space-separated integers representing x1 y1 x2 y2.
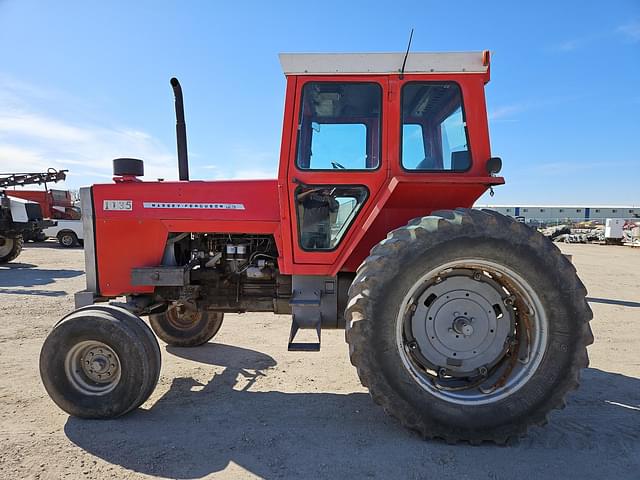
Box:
149 305 223 347
345 209 593 443
40 305 161 418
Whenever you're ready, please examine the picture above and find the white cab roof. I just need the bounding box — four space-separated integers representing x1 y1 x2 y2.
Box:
279 52 488 75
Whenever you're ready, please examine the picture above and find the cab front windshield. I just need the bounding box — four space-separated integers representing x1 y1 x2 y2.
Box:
296 82 381 170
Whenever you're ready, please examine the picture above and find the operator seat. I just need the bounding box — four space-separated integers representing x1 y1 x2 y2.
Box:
416 157 437 170
415 151 470 171
451 151 470 170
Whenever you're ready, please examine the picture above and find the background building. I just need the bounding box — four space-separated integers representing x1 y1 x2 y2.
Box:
476 205 640 225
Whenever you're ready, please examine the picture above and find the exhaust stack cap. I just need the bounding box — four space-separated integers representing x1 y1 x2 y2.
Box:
113 158 144 177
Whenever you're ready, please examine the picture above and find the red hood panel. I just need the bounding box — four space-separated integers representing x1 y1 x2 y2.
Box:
93 179 280 222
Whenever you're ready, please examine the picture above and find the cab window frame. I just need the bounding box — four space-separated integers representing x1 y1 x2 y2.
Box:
294 81 383 173
399 80 473 173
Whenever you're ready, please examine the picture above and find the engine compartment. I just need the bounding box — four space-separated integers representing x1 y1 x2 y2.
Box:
149 233 292 314
173 233 278 279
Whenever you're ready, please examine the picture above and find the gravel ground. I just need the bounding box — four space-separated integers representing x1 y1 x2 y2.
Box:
0 241 638 479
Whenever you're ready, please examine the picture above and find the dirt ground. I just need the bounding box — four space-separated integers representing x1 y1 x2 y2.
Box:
0 241 638 479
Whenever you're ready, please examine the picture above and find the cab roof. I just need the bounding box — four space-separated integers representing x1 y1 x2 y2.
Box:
279 51 489 76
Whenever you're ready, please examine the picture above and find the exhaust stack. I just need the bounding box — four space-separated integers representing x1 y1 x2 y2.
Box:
170 77 189 181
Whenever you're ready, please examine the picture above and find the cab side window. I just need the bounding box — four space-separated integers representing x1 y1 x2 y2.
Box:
296 82 381 170
401 83 471 171
296 185 367 251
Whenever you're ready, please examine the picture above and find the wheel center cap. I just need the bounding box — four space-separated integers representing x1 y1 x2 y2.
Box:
91 357 108 373
453 316 474 336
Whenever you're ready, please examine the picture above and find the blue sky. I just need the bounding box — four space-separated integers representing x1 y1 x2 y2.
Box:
0 0 638 204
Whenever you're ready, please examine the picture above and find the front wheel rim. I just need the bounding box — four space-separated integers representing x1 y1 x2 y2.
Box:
396 259 548 406
61 235 74 246
64 341 121 395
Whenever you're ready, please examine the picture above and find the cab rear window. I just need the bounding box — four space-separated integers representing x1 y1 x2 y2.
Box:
401 82 471 171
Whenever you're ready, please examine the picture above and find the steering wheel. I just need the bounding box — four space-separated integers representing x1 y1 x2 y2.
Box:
331 161 346 169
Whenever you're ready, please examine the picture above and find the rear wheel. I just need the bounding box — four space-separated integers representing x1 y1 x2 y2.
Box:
345 209 593 443
58 231 78 248
0 235 24 263
149 304 224 347
40 305 161 418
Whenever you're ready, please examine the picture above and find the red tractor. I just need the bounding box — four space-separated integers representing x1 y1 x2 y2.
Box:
40 51 593 443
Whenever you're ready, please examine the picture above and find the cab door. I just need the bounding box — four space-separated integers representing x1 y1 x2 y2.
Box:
285 76 390 269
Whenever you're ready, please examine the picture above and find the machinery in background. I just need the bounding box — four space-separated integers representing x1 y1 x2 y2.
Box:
0 169 67 262
10 187 85 247
5 179 78 242
604 218 625 245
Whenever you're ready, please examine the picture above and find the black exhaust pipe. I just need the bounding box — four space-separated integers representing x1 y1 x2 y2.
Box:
170 77 189 181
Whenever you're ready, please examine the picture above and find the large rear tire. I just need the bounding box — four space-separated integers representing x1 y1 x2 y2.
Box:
345 209 593 443
149 305 224 347
0 235 24 263
40 305 161 418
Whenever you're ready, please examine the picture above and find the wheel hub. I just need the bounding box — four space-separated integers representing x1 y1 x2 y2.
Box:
80 345 119 383
167 305 201 329
452 316 474 336
409 272 513 377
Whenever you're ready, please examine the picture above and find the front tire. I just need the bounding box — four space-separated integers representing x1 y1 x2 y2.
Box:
40 305 161 418
149 305 223 347
58 231 78 248
0 235 24 263
345 209 593 443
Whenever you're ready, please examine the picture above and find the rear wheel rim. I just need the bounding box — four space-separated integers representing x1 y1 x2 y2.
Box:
0 236 14 257
396 259 548 405
64 341 121 395
165 306 202 330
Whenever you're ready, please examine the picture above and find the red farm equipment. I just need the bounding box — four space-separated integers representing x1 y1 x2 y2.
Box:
0 169 67 261
7 188 78 220
39 51 593 443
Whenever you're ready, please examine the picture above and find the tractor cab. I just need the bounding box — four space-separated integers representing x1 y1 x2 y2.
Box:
277 52 503 273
